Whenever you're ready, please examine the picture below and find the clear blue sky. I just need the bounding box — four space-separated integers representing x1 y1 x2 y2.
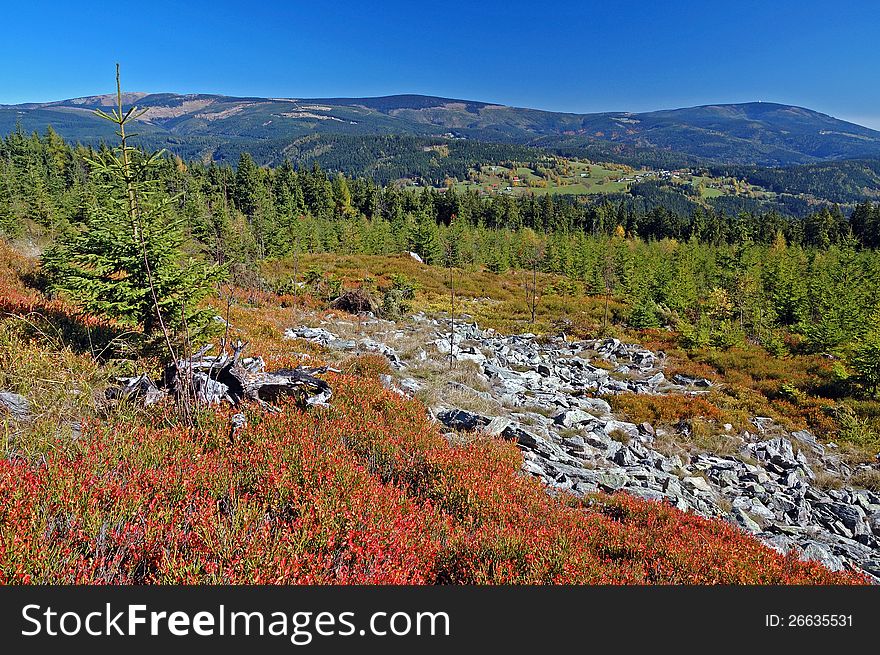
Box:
2 0 879 128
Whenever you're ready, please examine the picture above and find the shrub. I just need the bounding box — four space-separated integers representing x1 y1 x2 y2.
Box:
831 404 880 450
850 469 880 492
339 353 393 379
0 377 863 585
609 394 724 426
330 288 379 315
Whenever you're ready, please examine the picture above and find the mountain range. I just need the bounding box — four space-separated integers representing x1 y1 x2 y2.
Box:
2 92 880 169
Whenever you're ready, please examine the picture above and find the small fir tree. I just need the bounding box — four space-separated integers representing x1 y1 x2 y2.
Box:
41 65 225 352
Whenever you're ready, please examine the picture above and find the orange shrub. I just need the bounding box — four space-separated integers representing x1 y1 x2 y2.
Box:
340 353 394 379
609 394 724 426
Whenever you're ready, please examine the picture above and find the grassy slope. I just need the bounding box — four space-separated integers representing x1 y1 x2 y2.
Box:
0 242 867 584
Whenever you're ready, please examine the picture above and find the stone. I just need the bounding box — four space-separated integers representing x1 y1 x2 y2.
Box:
574 481 600 494
631 351 657 369
869 512 880 537
502 425 546 450
485 416 514 436
358 338 401 366
577 397 612 415
792 429 825 457
672 374 713 388
457 345 487 364
801 543 845 572
602 419 640 439
597 472 629 492
583 431 613 450
0 390 31 421
733 497 775 521
284 326 338 346
662 477 682 497
752 416 775 432
435 408 488 432
734 508 762 533
761 535 797 556
398 378 422 395
828 503 869 536
553 408 594 428
612 446 640 467
714 469 740 488
603 439 623 460
683 476 713 494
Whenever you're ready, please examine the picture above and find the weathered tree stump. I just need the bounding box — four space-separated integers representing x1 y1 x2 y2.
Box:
108 341 332 409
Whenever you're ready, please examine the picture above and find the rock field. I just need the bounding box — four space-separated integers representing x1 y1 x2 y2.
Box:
286 314 880 580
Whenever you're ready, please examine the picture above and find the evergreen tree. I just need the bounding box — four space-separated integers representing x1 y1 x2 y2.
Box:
409 210 441 263
332 173 354 217
41 67 225 351
850 306 880 397
629 296 661 329
0 164 17 237
233 152 262 217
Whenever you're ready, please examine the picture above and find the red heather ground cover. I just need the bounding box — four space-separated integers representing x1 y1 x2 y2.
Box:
0 376 866 585
0 240 866 584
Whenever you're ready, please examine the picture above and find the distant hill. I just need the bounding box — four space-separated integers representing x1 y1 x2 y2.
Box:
2 93 880 167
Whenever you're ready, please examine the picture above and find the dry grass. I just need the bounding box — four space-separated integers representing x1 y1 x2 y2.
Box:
652 418 744 459
850 469 880 492
812 470 845 491
412 359 501 415
0 319 113 458
262 253 615 337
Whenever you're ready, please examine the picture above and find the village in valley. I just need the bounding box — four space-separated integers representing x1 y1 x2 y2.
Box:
415 155 770 202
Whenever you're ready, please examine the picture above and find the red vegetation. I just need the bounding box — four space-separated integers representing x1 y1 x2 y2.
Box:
0 377 865 585
0 242 865 585
0 241 115 335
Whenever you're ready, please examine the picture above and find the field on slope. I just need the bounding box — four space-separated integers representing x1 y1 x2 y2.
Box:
0 241 866 585
424 156 773 205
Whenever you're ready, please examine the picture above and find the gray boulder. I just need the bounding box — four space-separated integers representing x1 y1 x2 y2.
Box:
553 408 594 428
801 543 846 572
0 391 31 421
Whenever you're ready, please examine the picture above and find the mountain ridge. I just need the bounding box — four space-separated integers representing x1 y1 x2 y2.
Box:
2 92 879 167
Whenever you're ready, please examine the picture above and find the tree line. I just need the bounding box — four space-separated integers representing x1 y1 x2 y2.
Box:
3 126 878 255
4 124 880 396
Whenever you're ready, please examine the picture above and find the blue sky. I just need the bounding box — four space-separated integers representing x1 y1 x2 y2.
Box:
2 0 879 128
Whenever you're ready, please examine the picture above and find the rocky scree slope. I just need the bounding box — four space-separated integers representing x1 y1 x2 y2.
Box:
287 313 880 581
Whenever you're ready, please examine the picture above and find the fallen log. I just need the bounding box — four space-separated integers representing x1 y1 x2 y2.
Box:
107 341 332 409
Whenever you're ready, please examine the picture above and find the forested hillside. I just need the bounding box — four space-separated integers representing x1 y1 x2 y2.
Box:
3 126 879 252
